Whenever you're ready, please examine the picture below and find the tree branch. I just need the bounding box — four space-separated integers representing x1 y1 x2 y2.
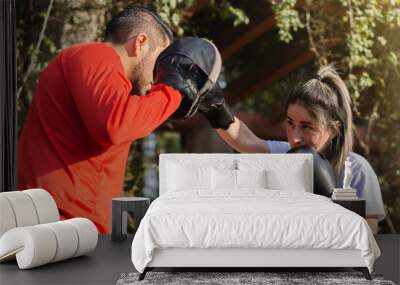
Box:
17 0 55 99
304 0 327 66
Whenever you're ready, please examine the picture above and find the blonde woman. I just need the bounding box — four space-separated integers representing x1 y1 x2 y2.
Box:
199 65 385 233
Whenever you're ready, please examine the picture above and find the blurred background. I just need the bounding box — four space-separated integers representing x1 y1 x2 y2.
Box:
16 0 400 233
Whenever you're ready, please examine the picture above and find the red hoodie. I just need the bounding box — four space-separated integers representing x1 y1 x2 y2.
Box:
18 42 182 233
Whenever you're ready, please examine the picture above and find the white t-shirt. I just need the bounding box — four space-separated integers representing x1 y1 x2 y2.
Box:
265 140 386 221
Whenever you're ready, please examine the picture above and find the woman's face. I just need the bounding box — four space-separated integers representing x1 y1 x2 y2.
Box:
286 104 333 153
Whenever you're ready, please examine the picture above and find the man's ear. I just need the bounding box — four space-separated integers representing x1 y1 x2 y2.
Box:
130 32 149 57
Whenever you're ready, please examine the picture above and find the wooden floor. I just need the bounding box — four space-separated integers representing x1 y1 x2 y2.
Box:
374 234 400 284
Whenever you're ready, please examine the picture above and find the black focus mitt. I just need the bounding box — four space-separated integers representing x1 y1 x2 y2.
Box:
287 145 337 197
153 37 222 119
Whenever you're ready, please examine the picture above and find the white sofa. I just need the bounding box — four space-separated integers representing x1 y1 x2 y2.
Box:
0 189 98 269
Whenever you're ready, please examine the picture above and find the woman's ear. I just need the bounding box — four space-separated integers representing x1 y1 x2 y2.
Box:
331 121 341 138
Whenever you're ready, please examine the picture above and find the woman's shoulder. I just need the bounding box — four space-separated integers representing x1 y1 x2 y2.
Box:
346 152 385 221
338 152 379 190
347 152 376 175
340 152 380 193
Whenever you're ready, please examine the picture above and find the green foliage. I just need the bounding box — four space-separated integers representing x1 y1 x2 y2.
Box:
123 141 145 197
151 0 249 35
16 0 399 232
154 0 197 35
216 0 250 26
271 0 304 43
16 0 248 200
270 0 400 102
270 0 400 232
239 68 307 120
156 131 182 154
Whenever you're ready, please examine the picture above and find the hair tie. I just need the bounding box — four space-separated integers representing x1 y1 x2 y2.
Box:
313 74 322 81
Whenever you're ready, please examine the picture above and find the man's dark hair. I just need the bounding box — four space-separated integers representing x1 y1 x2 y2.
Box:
104 6 173 48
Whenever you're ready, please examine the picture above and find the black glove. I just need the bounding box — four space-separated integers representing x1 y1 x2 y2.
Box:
198 83 235 130
153 37 222 120
153 55 208 119
287 145 337 197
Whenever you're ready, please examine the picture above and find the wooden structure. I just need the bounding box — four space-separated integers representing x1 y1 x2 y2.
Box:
166 0 372 154
165 1 314 152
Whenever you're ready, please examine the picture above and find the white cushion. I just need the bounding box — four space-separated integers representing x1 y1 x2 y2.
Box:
0 218 98 269
167 162 212 191
0 196 17 237
238 159 308 192
236 169 268 189
267 165 307 191
42 221 79 262
0 190 97 269
212 168 236 190
0 225 58 269
0 191 39 227
160 154 313 195
160 155 237 194
65 218 98 257
211 169 268 191
24 189 59 224
0 189 60 238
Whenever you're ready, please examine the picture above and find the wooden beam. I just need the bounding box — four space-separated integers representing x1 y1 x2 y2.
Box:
227 36 340 104
219 0 307 60
167 111 285 140
246 50 314 96
220 16 276 59
224 37 311 105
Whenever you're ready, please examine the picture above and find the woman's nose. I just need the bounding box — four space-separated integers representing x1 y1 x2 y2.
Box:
292 129 303 146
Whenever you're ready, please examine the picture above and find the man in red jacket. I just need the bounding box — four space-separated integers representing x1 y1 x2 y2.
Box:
17 7 214 233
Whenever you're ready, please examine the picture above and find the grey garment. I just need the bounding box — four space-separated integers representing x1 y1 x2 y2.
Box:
265 140 386 221
338 152 385 221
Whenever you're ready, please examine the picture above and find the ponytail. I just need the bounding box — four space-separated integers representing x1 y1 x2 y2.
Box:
286 65 353 176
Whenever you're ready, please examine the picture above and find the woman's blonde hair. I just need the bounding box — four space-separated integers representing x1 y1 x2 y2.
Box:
285 65 353 177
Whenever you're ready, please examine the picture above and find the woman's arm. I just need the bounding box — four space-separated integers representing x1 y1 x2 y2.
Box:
348 153 385 234
215 116 270 153
366 218 379 235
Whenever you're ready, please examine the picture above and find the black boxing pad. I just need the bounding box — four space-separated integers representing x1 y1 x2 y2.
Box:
287 145 337 197
153 37 222 119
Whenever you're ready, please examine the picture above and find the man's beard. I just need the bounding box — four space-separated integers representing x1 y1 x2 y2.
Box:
132 79 150 96
131 57 152 96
